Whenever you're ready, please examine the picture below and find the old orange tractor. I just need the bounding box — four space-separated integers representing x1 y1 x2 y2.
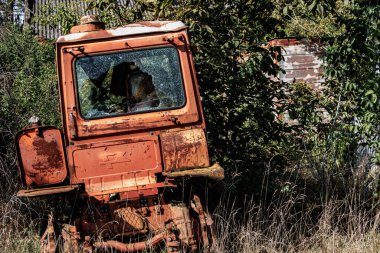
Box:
15 16 224 253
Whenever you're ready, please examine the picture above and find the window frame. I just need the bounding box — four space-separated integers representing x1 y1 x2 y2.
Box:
73 45 187 120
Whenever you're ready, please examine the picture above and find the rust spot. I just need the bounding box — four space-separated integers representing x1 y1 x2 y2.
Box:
17 127 67 186
32 138 63 170
161 128 210 172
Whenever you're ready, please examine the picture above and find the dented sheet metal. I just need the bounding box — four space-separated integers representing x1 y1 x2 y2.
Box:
16 127 67 186
161 128 210 172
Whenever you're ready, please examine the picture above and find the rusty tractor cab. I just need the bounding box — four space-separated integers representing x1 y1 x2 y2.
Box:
15 16 224 253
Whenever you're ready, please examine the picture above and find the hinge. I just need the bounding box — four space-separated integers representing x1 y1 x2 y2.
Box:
63 47 85 54
68 108 78 139
163 34 186 45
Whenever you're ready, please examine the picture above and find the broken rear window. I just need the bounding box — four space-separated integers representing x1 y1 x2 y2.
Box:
75 47 185 119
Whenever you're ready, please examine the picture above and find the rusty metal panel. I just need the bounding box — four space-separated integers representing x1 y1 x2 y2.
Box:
268 38 327 125
71 136 162 192
269 38 324 89
16 127 68 187
160 128 210 172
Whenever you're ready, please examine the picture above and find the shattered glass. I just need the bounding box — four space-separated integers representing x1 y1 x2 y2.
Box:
75 47 185 119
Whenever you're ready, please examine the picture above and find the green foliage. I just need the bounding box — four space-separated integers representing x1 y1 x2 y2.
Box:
146 1 297 196
323 2 380 162
33 0 158 33
272 0 380 199
0 0 378 250
0 25 59 146
0 25 59 245
0 25 59 202
28 0 380 200
272 0 349 38
1 0 379 205
31 0 298 198
35 3 80 34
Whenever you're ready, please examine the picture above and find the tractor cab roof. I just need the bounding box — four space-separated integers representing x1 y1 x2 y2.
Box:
56 21 187 43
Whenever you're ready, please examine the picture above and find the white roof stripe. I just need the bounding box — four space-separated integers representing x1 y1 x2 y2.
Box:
57 21 187 43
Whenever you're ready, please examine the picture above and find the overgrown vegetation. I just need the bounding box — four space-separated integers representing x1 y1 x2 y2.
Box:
0 0 379 252
0 25 59 252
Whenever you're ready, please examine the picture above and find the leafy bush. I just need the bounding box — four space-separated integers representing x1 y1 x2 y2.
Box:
0 25 59 251
0 0 379 251
0 26 59 130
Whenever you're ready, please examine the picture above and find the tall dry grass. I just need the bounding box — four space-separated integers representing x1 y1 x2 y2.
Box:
211 193 380 252
2 193 380 252
0 128 379 253
1 147 380 253
211 171 380 253
0 129 41 253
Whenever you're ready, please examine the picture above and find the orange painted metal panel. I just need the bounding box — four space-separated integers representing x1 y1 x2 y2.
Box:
161 128 210 172
16 127 67 186
70 136 161 193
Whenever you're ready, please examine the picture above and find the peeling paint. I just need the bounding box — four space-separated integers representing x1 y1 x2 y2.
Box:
16 127 67 186
268 38 324 88
161 128 210 172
